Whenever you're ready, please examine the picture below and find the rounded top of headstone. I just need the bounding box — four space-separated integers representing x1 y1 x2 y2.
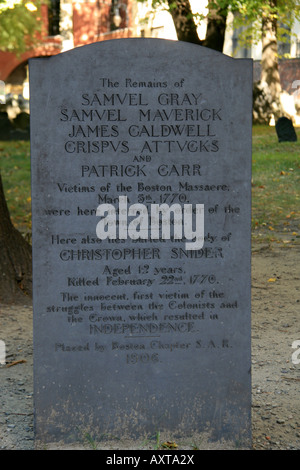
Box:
31 38 234 67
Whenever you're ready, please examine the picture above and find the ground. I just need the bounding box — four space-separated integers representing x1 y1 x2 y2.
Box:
0 240 299 450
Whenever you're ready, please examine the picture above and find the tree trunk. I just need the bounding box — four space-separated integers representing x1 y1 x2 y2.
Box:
203 4 228 52
261 1 282 117
167 0 228 52
0 173 32 304
167 0 201 44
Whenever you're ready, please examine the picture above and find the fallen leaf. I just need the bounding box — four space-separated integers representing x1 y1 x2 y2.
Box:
267 278 277 282
162 441 178 449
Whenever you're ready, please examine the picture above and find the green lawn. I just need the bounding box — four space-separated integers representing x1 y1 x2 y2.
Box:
0 140 31 239
252 125 300 243
0 125 299 244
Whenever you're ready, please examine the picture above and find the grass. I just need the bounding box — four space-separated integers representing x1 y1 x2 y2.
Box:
0 125 299 244
252 125 300 243
0 141 31 239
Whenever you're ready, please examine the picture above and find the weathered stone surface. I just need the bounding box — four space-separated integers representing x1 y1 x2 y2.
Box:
30 39 252 447
275 116 297 142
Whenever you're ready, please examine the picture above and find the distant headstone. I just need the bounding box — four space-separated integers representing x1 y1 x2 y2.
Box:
0 111 14 140
0 110 30 140
13 111 30 131
275 116 297 142
30 39 252 448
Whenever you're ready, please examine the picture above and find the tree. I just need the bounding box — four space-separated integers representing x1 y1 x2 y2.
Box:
0 174 32 302
145 0 229 51
261 1 282 116
139 0 300 111
0 0 41 302
0 0 42 53
231 0 300 116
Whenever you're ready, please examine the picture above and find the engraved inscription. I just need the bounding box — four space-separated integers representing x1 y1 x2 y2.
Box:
30 40 252 444
37 75 247 363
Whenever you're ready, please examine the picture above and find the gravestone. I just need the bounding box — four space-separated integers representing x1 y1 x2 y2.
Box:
275 116 297 142
30 39 252 448
0 111 14 139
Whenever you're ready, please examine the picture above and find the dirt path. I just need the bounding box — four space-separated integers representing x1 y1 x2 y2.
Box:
0 243 299 450
251 242 300 450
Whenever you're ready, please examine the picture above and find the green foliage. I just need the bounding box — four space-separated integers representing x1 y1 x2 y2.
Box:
230 0 300 49
137 0 300 50
0 0 43 54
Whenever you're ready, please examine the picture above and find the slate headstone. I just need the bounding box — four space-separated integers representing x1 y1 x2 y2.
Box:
275 116 297 142
30 39 252 448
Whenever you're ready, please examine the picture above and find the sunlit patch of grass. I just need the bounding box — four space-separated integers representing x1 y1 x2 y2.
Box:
0 141 31 239
252 125 300 242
